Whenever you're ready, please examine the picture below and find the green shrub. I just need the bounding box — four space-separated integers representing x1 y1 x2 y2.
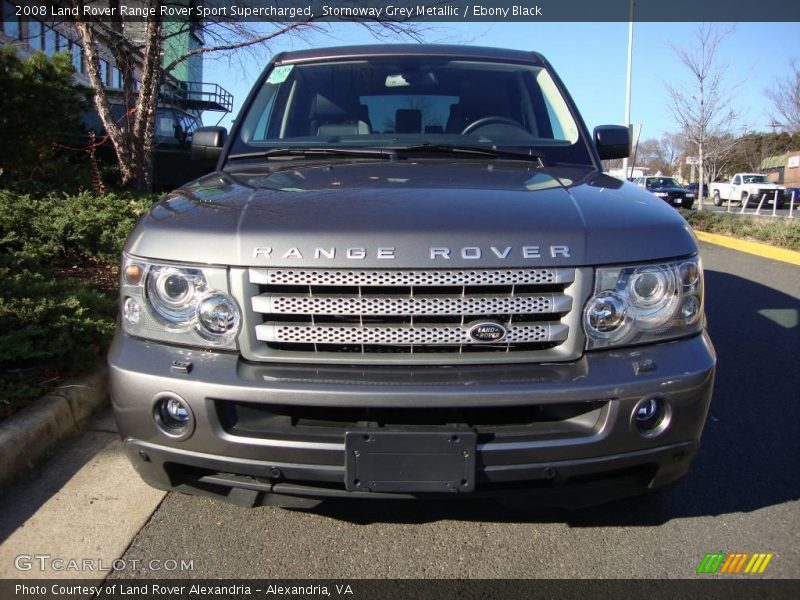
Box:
0 188 157 419
679 209 800 251
0 47 91 193
0 252 116 416
0 189 157 263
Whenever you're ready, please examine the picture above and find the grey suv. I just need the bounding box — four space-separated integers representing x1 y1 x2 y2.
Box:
109 45 716 509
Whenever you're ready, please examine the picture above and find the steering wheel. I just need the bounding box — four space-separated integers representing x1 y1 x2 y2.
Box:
461 116 524 135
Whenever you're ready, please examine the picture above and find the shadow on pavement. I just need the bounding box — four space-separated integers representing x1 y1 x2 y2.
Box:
0 410 117 543
305 269 799 527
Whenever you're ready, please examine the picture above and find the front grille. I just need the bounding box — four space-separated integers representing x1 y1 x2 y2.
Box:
245 268 579 360
757 189 784 201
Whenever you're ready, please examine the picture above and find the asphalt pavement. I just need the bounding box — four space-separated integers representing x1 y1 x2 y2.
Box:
101 241 799 580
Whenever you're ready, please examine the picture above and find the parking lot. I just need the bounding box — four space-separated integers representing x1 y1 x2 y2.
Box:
1 242 798 581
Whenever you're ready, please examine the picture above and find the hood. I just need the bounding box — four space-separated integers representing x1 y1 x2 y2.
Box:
125 161 697 268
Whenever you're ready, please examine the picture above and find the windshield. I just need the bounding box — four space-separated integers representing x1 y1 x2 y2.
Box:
742 175 768 184
231 58 592 165
646 177 680 188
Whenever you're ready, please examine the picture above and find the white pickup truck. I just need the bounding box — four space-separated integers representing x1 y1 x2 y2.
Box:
710 173 785 208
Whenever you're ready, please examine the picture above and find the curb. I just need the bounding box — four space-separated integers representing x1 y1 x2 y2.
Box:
695 230 800 266
0 367 109 492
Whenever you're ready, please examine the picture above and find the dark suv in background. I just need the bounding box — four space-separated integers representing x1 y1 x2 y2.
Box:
82 105 209 190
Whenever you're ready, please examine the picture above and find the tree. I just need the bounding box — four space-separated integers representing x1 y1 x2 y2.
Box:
633 133 683 176
655 132 682 176
70 1 428 191
725 130 800 174
666 25 738 209
701 133 738 184
765 59 800 133
0 47 88 190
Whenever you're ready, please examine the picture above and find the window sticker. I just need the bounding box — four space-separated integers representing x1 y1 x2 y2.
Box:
267 65 294 84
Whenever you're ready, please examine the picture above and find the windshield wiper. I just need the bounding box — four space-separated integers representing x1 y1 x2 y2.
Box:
227 147 395 160
393 143 549 165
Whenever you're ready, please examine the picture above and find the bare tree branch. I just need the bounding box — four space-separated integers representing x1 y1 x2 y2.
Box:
665 25 739 208
163 22 319 75
765 59 800 133
72 1 432 190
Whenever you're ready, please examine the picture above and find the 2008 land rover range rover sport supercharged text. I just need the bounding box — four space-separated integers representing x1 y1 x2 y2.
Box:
109 45 716 509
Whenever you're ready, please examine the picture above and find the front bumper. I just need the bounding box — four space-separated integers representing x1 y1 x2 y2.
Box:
109 331 716 508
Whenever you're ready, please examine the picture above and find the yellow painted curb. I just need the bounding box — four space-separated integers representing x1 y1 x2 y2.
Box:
695 230 800 266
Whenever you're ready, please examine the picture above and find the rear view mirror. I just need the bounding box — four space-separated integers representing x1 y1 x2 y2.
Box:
191 126 227 162
593 125 630 160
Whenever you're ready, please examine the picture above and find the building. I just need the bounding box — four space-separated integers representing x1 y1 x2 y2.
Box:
782 152 800 188
608 166 650 180
759 155 785 184
0 0 231 134
1 0 232 187
758 152 800 187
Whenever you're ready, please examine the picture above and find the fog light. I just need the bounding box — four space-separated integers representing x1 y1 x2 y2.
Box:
632 396 670 436
162 397 189 425
153 393 194 438
636 398 659 422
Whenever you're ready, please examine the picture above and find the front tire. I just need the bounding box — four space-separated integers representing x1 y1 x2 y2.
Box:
713 191 722 206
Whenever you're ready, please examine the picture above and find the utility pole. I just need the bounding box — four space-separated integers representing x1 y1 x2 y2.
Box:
621 0 635 179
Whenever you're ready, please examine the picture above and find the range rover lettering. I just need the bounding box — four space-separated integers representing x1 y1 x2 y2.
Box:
110 45 716 509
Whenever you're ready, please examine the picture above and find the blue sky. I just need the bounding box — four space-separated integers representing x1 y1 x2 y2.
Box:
203 22 800 141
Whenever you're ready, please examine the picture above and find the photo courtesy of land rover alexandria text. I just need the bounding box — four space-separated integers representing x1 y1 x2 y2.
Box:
109 45 716 508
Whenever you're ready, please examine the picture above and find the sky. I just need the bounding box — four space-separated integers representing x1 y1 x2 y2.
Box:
202 22 800 142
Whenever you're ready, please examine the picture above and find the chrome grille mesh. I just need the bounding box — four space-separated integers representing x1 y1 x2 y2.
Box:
256 322 568 346
247 268 575 356
249 268 573 287
253 293 572 316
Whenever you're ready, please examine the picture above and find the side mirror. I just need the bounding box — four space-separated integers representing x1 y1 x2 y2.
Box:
593 125 630 160
191 126 227 162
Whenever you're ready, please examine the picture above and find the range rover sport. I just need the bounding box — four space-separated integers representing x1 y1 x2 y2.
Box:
109 45 716 509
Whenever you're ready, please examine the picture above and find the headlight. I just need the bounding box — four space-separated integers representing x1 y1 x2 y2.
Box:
196 293 240 340
686 193 695 199
120 254 240 349
146 266 205 326
584 256 703 349
653 192 669 197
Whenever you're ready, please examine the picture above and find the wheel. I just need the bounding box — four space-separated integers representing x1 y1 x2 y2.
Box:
713 191 722 206
461 116 524 135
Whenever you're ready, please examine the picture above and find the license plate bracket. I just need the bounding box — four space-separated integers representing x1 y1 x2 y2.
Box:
344 430 477 493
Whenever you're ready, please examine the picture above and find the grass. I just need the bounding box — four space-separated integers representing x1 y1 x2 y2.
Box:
679 209 800 252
